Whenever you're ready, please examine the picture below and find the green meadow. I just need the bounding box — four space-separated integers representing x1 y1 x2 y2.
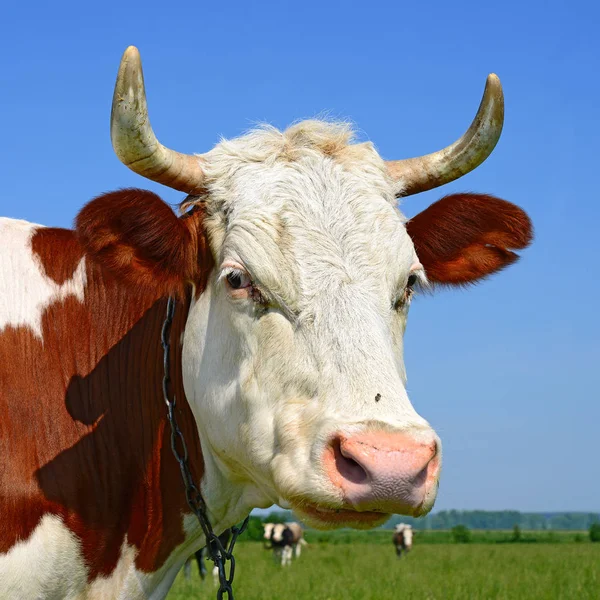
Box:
167 538 599 600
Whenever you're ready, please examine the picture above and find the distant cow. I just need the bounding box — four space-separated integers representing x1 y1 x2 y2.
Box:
264 522 306 566
183 529 232 584
393 523 413 558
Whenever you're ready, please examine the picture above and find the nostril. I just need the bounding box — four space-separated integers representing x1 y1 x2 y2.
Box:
426 443 441 479
413 462 429 487
331 437 368 485
409 440 439 488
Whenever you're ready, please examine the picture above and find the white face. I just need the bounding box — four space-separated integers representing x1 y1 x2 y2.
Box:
263 523 274 540
182 123 441 529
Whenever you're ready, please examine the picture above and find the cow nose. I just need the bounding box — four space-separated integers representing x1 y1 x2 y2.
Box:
323 430 440 516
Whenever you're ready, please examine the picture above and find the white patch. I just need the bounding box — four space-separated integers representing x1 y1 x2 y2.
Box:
403 526 413 548
0 218 87 339
0 514 87 600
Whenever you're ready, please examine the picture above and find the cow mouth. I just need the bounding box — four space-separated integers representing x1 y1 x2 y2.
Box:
290 502 390 529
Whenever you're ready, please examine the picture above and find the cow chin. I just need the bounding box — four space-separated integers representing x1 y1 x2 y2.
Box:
290 503 391 530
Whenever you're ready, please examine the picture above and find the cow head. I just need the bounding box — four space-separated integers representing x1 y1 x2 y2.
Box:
77 47 532 531
263 523 275 543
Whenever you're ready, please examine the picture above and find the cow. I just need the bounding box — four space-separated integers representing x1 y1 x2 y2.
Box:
0 45 532 599
263 522 306 565
183 529 232 584
393 523 414 558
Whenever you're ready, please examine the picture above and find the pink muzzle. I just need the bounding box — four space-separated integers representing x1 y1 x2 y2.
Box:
322 430 440 516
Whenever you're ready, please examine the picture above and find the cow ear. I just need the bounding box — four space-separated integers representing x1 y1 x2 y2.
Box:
76 188 209 295
406 194 533 286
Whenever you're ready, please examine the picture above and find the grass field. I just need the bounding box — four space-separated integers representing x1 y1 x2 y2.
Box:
167 542 599 600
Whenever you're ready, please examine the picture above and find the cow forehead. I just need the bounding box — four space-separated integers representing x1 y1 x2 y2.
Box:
202 120 400 226
199 121 416 305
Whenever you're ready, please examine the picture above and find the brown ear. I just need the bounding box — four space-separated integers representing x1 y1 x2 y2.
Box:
406 194 533 286
76 188 209 295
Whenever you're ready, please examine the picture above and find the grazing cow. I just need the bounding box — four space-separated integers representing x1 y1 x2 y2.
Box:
0 45 532 599
393 523 414 558
183 529 232 584
264 522 306 565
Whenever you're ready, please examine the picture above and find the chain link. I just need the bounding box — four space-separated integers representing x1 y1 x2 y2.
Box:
161 296 249 600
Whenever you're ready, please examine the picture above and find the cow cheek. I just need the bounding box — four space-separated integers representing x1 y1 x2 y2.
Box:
182 289 247 458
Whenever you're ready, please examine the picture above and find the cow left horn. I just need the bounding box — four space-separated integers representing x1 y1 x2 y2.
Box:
111 46 206 194
386 74 504 197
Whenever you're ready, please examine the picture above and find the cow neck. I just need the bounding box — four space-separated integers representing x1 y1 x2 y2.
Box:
0 226 204 579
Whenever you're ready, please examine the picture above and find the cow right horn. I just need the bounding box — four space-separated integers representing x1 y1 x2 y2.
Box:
111 46 206 194
386 74 504 197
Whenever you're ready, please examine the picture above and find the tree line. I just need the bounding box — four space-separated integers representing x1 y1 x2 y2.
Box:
257 509 600 531
387 510 600 531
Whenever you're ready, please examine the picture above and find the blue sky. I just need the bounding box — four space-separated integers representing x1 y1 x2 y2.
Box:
1 1 597 512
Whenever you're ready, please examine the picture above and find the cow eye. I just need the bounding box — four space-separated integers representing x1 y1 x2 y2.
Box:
394 273 419 310
403 273 418 303
225 269 252 290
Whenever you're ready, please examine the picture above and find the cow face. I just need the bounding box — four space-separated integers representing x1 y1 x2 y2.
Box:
262 523 275 542
177 123 433 528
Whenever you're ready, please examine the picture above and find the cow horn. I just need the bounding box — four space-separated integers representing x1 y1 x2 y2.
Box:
386 74 504 197
111 46 206 194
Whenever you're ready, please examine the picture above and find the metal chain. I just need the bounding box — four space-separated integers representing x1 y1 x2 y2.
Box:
161 296 249 600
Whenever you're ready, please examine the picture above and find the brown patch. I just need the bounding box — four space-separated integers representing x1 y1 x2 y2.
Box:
406 193 533 285
31 227 85 284
0 193 213 582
